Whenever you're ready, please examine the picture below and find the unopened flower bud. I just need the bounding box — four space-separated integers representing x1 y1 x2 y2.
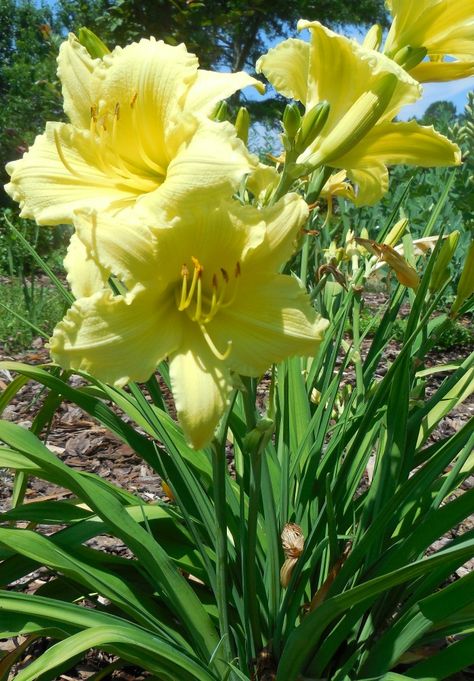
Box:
212 100 228 122
280 523 304 588
307 74 397 167
363 24 383 51
235 107 250 145
295 101 330 154
283 103 302 139
451 240 474 316
77 27 110 58
429 230 460 293
243 417 274 452
392 45 428 72
383 218 409 247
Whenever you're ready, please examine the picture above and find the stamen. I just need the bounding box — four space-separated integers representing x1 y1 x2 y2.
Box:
130 92 138 108
221 268 229 283
179 264 189 309
179 258 201 311
192 277 203 321
235 261 241 277
199 323 232 361
54 128 83 178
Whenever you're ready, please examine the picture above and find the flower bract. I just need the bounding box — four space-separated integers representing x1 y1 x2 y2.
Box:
5 34 263 225
256 21 461 205
50 195 328 449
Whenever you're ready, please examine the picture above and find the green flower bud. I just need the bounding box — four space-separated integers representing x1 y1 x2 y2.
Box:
429 230 460 293
243 417 274 453
451 240 474 316
363 24 383 51
235 106 250 145
295 101 330 154
392 45 427 72
383 217 409 247
283 103 302 139
212 100 228 122
77 27 110 58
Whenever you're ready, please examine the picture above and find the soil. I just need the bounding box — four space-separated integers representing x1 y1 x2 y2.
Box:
0 330 473 680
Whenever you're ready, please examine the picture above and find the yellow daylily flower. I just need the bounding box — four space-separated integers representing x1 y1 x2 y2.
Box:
256 21 461 205
384 0 474 82
50 195 328 449
5 34 263 226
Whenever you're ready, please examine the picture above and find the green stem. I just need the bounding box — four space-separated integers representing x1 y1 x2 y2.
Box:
211 438 233 664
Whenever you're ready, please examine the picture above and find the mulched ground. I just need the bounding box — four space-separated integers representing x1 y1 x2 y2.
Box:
0 328 473 680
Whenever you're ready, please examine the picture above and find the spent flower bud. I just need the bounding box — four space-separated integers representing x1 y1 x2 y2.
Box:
280 523 304 588
283 103 302 138
235 107 250 145
295 101 330 154
429 230 460 293
77 27 110 58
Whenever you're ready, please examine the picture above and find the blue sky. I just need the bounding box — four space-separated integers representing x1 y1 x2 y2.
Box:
399 77 474 120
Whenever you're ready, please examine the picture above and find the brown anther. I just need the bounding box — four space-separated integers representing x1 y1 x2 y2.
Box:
191 256 203 277
235 261 241 277
220 268 229 283
212 273 218 288
130 92 138 108
114 102 120 119
90 105 97 121
181 263 189 278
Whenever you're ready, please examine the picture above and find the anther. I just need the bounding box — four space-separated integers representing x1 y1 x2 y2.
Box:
181 264 189 278
221 268 229 283
130 92 138 108
212 273 218 288
235 261 241 277
114 102 120 120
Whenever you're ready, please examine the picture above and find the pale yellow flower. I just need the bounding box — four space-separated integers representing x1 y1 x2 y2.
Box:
256 21 461 205
50 196 328 449
384 0 474 82
5 34 263 225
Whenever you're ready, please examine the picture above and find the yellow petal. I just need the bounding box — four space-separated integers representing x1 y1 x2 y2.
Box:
145 118 257 210
246 163 280 203
256 38 310 105
210 274 328 376
184 69 264 117
410 59 474 82
91 38 199 171
296 21 420 127
50 287 182 387
338 120 461 169
58 33 99 128
73 209 164 291
347 163 389 206
385 0 474 62
245 193 310 270
169 324 233 449
5 122 150 225
64 233 109 299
